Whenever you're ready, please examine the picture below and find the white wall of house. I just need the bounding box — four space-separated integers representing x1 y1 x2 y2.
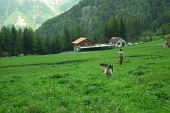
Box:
115 39 126 47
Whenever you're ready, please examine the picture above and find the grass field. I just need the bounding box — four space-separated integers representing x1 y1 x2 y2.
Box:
0 37 170 113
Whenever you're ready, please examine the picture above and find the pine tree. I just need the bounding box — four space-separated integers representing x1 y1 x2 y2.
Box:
113 17 119 37
36 36 45 55
134 18 141 41
74 25 84 39
51 35 61 54
120 18 126 41
28 27 36 54
97 21 106 43
161 24 166 35
55 35 61 53
11 25 17 56
61 27 70 51
126 18 141 41
103 22 110 41
0 31 3 57
22 27 28 54
44 31 51 54
108 17 114 38
126 18 132 41
22 27 35 55
1 26 12 56
166 23 170 34
15 28 23 56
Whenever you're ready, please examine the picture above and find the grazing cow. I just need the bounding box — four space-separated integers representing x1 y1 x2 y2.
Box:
163 37 169 48
100 63 114 78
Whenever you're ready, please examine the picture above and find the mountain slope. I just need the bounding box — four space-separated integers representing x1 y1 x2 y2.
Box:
36 0 170 38
0 0 81 29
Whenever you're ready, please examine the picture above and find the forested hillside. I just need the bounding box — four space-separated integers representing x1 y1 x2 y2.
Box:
1 0 170 57
36 0 170 41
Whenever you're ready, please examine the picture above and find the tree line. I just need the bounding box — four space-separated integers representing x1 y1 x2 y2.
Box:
0 25 85 57
0 17 131 57
1 18 170 57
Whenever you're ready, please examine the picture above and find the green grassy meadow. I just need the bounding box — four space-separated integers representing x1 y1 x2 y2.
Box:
0 37 170 113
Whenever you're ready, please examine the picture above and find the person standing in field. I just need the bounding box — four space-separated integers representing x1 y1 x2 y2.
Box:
117 48 124 65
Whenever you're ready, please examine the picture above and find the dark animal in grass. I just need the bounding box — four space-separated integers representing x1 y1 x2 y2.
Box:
100 63 114 78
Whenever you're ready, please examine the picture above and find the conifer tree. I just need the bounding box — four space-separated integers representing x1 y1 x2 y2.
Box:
61 27 70 51
28 27 36 54
36 36 45 55
0 31 3 57
113 17 119 37
134 18 141 41
161 24 166 35
11 25 17 56
108 17 114 38
22 27 35 55
97 21 106 43
1 26 12 56
22 27 29 54
51 35 61 54
74 25 84 39
15 28 22 56
120 18 126 41
44 31 51 54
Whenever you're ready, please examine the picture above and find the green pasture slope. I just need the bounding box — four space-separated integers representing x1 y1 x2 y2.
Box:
0 37 170 113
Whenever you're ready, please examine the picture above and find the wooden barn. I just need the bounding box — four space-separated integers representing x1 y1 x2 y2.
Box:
72 37 96 51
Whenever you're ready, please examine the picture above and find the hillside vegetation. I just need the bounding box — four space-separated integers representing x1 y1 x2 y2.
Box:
0 0 81 29
36 0 170 40
0 37 170 112
1 0 170 56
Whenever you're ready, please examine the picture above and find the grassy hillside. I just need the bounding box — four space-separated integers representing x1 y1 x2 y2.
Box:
0 37 170 112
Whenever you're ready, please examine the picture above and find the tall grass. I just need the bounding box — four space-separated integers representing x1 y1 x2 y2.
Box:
0 38 170 113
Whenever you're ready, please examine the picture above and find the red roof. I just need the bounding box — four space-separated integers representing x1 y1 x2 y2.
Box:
72 37 87 44
72 37 95 44
109 37 121 43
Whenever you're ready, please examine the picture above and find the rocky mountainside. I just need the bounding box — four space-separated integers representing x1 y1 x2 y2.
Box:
0 0 81 29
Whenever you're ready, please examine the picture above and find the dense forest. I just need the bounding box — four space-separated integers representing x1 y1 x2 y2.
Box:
1 0 170 57
0 26 63 56
36 0 170 39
